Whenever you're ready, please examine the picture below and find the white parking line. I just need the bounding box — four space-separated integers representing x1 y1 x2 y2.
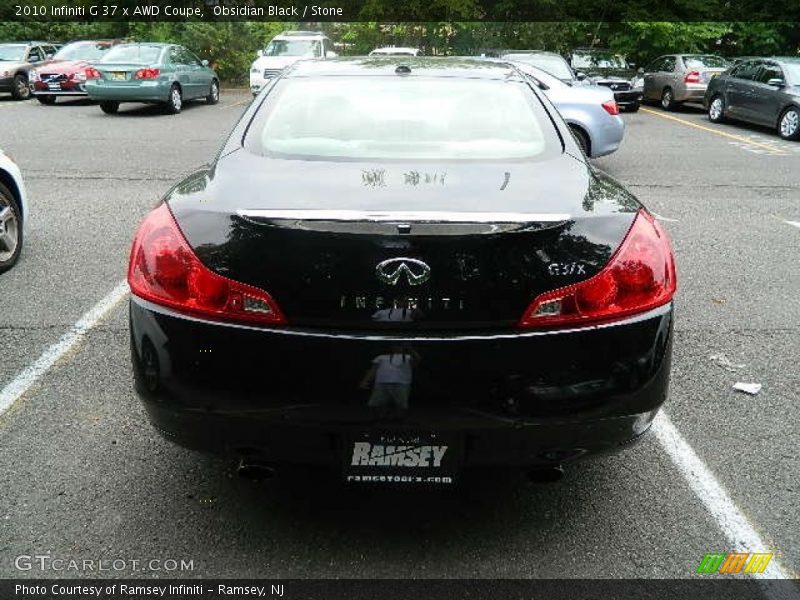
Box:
785 220 800 229
653 412 791 582
0 280 129 418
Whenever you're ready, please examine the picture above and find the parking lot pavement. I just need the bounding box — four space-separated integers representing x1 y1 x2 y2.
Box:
0 94 798 579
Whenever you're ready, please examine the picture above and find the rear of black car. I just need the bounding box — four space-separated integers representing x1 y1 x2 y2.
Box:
128 59 676 484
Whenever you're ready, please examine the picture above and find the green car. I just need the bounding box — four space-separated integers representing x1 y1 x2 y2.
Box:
85 43 219 114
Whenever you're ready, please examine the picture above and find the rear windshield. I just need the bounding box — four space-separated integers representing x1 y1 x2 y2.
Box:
265 39 321 57
503 54 573 80
54 42 113 61
100 45 162 64
683 55 729 69
245 77 558 161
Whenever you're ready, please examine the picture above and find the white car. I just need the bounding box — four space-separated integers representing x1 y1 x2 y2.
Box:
249 31 336 96
0 148 28 272
368 47 422 57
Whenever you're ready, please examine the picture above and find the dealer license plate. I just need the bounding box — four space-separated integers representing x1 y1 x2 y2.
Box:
343 432 459 485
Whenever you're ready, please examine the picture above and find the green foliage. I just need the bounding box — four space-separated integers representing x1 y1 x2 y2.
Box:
0 20 797 83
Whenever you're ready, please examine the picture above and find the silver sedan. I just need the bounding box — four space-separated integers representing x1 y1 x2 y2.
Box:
511 61 625 158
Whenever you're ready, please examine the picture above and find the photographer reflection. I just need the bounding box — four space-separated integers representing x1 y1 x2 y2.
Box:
371 297 423 323
359 345 420 415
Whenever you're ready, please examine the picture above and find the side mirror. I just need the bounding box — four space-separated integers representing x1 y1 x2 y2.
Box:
201 59 209 67
575 71 587 81
767 78 785 87
637 67 645 74
256 49 264 58
29 56 40 63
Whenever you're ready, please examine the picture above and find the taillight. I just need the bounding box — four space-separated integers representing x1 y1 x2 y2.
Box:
601 100 619 115
85 67 101 79
518 210 676 328
128 203 286 326
133 68 160 80
684 70 701 84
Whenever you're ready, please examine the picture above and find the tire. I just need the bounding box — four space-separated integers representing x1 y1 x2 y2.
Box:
0 182 23 274
10 73 30 100
165 84 182 114
627 102 640 113
661 87 676 111
778 106 800 140
569 125 591 157
206 79 220 105
100 101 119 114
36 95 57 105
708 95 725 123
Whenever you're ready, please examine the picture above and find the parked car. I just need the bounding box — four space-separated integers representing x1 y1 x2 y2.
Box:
85 43 219 115
567 48 643 111
510 61 625 157
0 148 29 273
642 54 730 110
128 57 676 484
0 41 58 100
501 51 580 84
29 40 122 104
704 57 800 140
369 47 422 57
249 31 335 96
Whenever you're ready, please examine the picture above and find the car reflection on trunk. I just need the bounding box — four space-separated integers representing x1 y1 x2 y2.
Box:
360 345 421 415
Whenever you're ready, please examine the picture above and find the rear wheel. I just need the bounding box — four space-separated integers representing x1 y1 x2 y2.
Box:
11 74 30 100
36 95 57 105
100 101 119 114
206 80 220 105
708 95 725 123
0 182 22 273
778 106 800 140
165 84 182 114
569 125 590 157
661 87 676 111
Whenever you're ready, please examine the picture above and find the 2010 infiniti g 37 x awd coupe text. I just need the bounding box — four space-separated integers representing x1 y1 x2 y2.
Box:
128 58 676 485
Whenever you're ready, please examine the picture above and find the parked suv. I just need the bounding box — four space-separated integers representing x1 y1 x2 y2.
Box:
568 48 642 111
249 31 336 95
0 41 58 100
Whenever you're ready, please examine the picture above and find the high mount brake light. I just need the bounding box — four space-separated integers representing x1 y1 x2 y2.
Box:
602 100 620 115
127 203 287 326
518 210 676 328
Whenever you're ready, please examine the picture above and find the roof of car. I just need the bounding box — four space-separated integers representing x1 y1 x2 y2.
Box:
286 57 523 80
273 31 328 40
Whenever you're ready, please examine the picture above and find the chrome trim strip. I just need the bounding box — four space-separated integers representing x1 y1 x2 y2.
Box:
131 296 671 342
236 209 572 224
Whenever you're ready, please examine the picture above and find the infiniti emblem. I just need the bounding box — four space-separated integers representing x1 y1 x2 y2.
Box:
375 258 431 286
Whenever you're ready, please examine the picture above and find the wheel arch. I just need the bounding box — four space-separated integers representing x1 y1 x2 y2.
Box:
0 169 22 221
567 121 592 157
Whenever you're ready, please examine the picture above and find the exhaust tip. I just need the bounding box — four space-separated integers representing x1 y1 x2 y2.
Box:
237 459 276 482
527 466 564 484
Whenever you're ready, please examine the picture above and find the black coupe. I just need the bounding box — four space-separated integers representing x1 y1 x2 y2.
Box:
128 58 677 485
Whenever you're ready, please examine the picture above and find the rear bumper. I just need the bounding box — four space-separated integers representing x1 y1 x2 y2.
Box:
32 80 88 95
130 298 673 467
86 81 168 103
587 115 625 158
674 84 708 103
613 90 642 107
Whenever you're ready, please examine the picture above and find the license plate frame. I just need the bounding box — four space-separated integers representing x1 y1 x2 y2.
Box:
342 431 460 485
110 72 127 81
